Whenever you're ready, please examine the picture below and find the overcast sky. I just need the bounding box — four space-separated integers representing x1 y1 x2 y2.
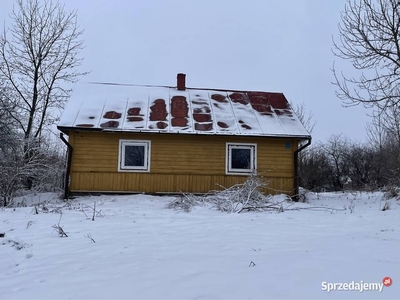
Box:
0 0 371 143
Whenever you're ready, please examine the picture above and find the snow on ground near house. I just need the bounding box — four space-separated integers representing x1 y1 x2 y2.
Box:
0 191 399 299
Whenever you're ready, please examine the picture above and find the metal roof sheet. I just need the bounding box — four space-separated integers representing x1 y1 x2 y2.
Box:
58 83 311 138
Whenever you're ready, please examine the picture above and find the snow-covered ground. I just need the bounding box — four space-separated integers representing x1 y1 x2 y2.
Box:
0 191 399 299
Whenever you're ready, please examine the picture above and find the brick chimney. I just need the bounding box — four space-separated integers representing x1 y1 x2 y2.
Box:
177 73 186 90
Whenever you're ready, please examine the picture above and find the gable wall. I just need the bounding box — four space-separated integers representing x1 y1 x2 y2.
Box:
68 131 299 195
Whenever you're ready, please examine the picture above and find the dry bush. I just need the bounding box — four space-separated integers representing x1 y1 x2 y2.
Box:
0 136 65 207
52 214 68 237
382 201 392 211
383 186 400 200
32 202 62 214
298 187 311 203
343 200 355 214
165 194 201 212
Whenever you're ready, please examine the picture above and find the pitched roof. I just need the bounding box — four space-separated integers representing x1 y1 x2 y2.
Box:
58 82 311 138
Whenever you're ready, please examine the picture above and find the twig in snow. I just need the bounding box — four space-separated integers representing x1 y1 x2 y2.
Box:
52 214 68 237
287 206 346 211
81 203 104 219
382 201 391 211
92 201 96 221
238 205 346 213
84 233 96 243
249 261 256 267
26 221 35 229
81 203 88 217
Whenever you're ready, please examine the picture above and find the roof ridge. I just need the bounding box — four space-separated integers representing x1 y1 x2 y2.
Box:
86 81 283 94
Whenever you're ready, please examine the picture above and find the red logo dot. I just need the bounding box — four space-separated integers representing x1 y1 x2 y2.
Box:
383 277 392 287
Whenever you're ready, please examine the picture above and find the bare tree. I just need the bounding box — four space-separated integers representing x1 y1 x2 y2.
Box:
291 101 316 135
0 0 88 141
378 104 400 144
366 113 388 186
291 101 315 194
366 104 400 186
345 142 375 189
323 135 350 190
332 0 400 110
0 0 87 190
0 85 12 144
298 144 332 191
366 111 387 151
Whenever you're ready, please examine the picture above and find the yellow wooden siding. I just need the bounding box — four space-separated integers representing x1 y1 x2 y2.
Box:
70 172 295 195
69 131 298 195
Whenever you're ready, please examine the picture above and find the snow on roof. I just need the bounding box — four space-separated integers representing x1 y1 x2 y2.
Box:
58 83 311 138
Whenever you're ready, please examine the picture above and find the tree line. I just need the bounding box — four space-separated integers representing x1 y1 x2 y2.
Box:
301 0 400 193
299 137 399 192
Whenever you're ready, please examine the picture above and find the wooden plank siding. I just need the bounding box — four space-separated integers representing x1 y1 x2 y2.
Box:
68 131 299 195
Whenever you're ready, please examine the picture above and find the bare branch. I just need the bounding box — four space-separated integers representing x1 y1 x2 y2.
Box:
332 0 400 109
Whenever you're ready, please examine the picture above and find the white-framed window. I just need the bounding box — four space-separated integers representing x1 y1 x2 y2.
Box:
118 140 151 172
226 143 257 175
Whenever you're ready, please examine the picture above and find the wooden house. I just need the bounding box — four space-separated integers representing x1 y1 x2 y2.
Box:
57 74 311 198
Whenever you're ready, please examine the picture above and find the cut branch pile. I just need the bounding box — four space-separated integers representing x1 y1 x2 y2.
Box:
167 173 345 214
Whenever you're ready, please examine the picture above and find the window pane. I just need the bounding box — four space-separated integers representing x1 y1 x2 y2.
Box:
231 148 251 169
125 145 145 167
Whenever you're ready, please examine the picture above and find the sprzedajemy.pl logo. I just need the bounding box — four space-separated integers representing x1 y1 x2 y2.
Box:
321 277 392 293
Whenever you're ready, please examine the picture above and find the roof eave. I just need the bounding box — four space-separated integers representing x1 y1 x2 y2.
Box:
57 126 311 140
57 126 104 135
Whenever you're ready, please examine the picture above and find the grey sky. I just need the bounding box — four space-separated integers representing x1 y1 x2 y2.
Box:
0 0 371 142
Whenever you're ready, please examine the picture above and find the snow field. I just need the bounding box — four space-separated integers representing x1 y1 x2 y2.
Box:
0 191 399 299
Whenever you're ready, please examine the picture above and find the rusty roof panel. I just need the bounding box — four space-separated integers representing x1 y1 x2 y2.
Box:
148 90 170 131
127 107 142 116
211 93 228 103
58 84 310 138
229 92 249 105
127 116 144 122
121 90 149 130
76 124 94 128
169 90 191 131
208 91 238 134
68 95 106 129
103 111 122 119
268 93 289 109
247 92 273 113
100 121 119 128
156 121 168 129
170 96 187 123
228 92 263 134
171 118 188 127
193 113 212 122
97 96 127 130
195 122 213 131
